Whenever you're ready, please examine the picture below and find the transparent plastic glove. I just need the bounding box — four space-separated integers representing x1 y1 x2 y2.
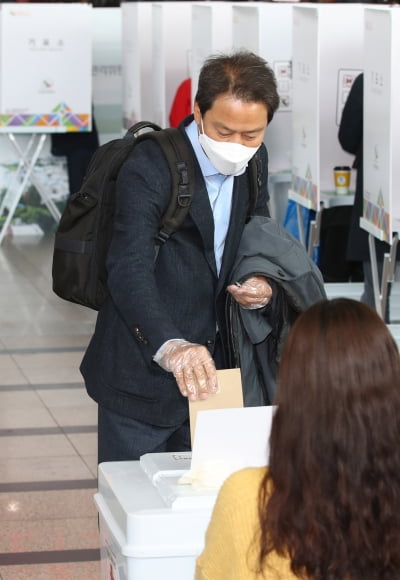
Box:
153 339 218 401
226 275 273 310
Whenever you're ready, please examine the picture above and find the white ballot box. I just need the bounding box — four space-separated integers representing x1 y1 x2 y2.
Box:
94 406 275 579
95 452 217 580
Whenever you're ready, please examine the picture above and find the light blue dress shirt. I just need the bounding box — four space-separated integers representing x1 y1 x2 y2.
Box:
154 120 243 359
185 120 234 275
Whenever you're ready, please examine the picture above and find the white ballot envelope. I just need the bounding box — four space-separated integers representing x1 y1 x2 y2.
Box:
188 368 244 445
183 402 277 490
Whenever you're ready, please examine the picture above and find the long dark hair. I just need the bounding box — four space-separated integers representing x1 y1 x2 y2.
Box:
258 298 400 579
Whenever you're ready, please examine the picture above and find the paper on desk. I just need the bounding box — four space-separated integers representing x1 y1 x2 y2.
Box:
180 405 276 490
188 368 243 446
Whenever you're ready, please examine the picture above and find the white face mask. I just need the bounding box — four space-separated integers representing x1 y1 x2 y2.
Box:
198 118 260 176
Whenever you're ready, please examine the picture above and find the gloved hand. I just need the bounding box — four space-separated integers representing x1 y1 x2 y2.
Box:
154 339 218 401
227 275 273 310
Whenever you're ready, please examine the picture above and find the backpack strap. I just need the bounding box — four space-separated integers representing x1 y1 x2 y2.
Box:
138 127 196 246
126 120 162 137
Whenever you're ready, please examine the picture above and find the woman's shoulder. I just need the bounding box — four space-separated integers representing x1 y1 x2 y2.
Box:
227 466 267 482
221 467 268 499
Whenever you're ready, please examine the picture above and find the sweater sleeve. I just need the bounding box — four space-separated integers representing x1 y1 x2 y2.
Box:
195 468 265 580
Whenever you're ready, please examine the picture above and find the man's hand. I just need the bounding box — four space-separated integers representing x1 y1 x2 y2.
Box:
154 339 218 401
227 275 272 309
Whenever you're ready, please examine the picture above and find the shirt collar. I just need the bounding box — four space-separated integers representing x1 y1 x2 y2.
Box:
185 118 219 177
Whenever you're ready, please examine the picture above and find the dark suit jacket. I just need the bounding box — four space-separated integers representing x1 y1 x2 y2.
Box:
338 73 389 262
80 116 270 426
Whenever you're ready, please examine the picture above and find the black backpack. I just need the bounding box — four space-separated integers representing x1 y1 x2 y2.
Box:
52 121 261 311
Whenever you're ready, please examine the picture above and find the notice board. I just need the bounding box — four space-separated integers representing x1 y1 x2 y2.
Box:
0 3 92 133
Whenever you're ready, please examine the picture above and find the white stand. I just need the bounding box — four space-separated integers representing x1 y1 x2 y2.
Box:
0 133 61 245
295 202 306 248
293 194 355 262
307 193 355 260
307 210 322 260
288 190 319 255
293 200 321 260
369 232 399 320
268 171 291 225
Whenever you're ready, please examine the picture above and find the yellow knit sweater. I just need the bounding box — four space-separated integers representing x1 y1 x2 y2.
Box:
195 467 299 580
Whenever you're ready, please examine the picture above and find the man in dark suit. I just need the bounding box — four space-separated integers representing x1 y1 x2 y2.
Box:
80 51 280 462
338 73 392 318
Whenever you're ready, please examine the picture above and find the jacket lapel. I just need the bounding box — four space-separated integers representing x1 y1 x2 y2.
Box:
189 169 218 277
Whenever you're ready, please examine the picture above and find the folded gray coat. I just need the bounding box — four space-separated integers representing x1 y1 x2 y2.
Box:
228 216 327 406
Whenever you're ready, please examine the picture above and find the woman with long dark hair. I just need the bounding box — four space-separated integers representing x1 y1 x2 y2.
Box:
196 298 400 579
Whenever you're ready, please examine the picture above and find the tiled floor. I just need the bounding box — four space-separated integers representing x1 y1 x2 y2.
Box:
1 231 400 580
0 233 100 580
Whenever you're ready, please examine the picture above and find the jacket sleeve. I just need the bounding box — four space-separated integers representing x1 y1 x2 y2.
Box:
105 139 185 357
338 73 363 157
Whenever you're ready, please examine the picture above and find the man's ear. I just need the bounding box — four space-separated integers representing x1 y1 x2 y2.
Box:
193 101 201 126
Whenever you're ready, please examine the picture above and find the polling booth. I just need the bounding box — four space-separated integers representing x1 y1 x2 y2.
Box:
121 2 192 130
121 2 236 131
92 7 123 143
151 2 192 129
232 3 293 174
95 368 275 580
290 4 364 210
121 2 153 128
232 2 293 223
289 3 363 278
361 6 400 317
191 2 233 101
0 2 92 243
